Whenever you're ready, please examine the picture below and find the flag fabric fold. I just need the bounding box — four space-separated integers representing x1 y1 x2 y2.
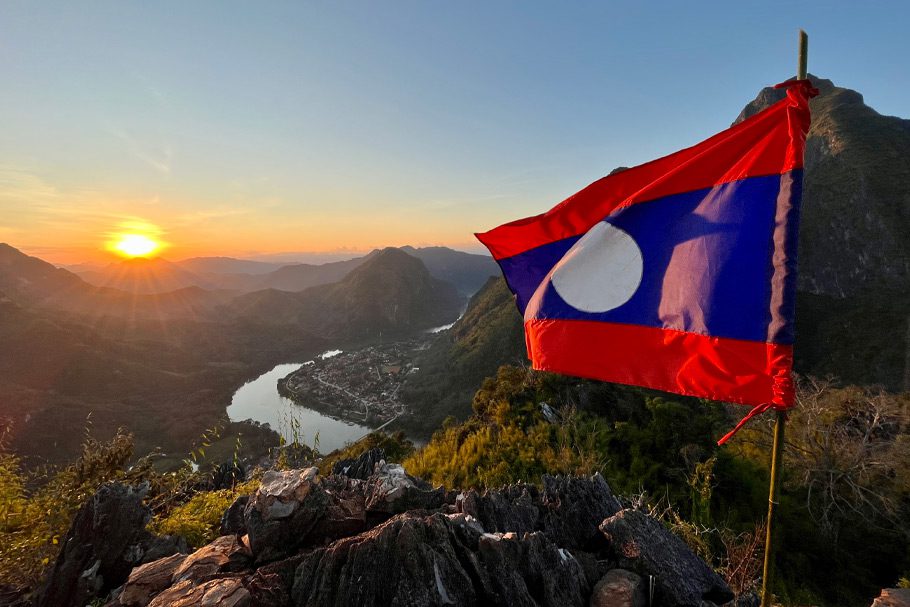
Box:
476 80 818 443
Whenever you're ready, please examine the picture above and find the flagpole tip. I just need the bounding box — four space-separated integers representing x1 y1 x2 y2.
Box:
797 30 809 80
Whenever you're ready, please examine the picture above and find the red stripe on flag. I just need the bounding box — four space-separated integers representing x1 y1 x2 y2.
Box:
478 80 816 261
524 319 795 408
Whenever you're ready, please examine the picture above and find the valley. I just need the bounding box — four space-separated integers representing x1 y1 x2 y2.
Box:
0 244 490 467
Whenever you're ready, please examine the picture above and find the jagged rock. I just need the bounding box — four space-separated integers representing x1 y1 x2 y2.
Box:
244 468 331 562
173 535 252 582
599 509 733 607
292 510 593 607
36 483 152 607
246 554 307 607
147 577 251 607
139 534 188 564
292 511 479 606
872 588 910 607
459 474 621 550
331 447 385 479
459 483 541 535
316 474 370 536
119 553 187 607
221 495 249 536
364 461 446 515
244 468 377 563
540 475 622 550
475 530 591 606
589 569 646 607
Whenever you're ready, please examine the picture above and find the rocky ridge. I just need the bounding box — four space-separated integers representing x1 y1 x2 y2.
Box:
41 449 736 607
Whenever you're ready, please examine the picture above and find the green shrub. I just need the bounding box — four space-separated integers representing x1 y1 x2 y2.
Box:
0 429 135 589
149 478 258 548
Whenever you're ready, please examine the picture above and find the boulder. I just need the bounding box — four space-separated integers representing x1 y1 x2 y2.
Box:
539 475 622 549
331 447 385 479
36 483 152 607
220 495 250 536
147 577 251 607
119 553 187 607
589 569 646 607
459 474 622 550
872 588 910 607
363 461 446 516
599 509 733 607
244 467 379 563
172 535 252 583
244 468 330 562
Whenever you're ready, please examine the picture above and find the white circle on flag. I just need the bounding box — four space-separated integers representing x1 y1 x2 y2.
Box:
550 221 643 313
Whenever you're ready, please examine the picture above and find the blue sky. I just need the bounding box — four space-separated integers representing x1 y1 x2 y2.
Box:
1 1 907 262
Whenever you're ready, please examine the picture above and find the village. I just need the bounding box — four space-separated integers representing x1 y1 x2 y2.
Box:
277 338 431 428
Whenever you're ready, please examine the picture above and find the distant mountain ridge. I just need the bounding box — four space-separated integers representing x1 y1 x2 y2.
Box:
72 246 497 297
228 248 464 340
0 243 466 464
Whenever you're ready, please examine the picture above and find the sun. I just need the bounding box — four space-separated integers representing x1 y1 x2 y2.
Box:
112 234 161 258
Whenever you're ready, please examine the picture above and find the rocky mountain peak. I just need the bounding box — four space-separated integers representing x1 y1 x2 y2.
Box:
736 75 910 298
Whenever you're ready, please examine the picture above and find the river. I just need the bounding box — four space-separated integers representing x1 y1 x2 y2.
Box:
227 361 372 453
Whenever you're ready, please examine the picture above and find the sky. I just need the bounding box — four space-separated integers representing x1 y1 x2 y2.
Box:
1 1 908 264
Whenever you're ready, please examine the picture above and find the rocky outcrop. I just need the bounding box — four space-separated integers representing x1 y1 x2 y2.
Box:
36 483 154 607
735 75 910 299
243 462 445 563
458 474 622 550
599 509 734 606
84 467 732 607
291 511 592 607
331 446 385 479
363 461 446 515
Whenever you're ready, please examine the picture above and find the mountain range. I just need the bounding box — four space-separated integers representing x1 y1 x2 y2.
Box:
70 245 497 297
0 244 479 464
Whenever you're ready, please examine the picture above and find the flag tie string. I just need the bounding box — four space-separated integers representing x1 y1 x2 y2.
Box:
717 402 790 446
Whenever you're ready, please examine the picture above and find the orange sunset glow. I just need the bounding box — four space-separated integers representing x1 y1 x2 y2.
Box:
104 221 167 259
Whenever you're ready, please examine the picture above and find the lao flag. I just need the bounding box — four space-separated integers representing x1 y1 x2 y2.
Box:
476 80 818 442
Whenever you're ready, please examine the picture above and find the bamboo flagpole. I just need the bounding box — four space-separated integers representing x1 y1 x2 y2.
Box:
760 28 808 607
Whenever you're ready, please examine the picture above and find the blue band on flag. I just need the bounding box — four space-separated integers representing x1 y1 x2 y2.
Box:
497 171 801 345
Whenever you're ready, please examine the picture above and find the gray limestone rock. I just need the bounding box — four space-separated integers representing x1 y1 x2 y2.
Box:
599 509 733 607
36 483 152 607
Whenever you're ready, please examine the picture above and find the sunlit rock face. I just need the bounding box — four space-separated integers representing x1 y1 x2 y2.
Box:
78 451 733 607
735 75 910 299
